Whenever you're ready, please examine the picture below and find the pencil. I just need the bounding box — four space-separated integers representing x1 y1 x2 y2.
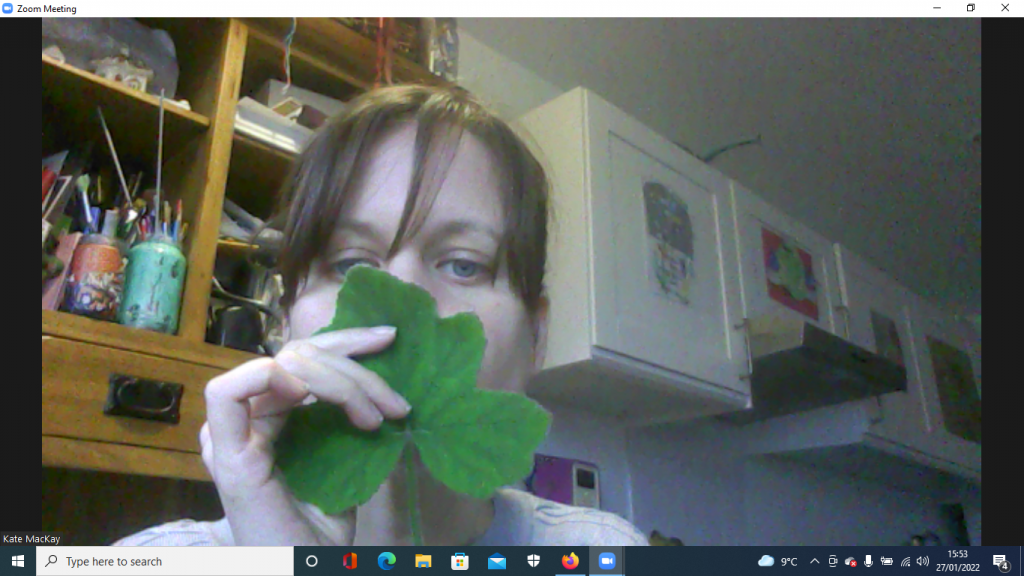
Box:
176 199 183 242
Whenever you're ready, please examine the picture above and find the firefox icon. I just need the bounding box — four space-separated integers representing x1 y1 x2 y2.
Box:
562 552 580 570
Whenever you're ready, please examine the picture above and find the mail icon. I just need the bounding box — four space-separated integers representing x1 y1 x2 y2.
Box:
488 554 507 570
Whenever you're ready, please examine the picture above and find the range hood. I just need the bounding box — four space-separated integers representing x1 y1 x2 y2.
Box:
720 316 907 425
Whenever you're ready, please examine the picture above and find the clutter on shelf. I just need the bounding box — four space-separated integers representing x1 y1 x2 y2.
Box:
41 18 180 99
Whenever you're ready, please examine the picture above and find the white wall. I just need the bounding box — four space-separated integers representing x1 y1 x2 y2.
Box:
625 418 975 546
459 26 980 546
458 30 563 121
536 407 633 522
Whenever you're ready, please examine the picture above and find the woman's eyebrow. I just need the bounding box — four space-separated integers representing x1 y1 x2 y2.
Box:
427 220 502 244
336 218 387 242
337 218 501 245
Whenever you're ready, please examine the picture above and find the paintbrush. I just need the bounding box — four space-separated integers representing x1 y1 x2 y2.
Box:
155 89 165 232
96 107 133 209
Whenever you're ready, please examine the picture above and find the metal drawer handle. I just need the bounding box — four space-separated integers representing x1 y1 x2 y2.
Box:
103 374 184 424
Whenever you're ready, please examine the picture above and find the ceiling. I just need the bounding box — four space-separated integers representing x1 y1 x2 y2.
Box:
460 18 981 315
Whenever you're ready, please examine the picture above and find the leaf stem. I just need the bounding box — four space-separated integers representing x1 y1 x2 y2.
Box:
404 445 424 546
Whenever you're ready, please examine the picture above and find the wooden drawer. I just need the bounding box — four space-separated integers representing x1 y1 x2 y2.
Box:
42 337 223 454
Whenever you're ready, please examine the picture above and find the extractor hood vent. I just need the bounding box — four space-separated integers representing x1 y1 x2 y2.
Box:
720 316 907 425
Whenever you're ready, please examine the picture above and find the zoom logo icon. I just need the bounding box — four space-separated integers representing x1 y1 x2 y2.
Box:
379 552 397 570
1 3 13 13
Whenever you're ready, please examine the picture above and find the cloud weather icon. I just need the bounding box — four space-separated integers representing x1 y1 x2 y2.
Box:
759 555 775 567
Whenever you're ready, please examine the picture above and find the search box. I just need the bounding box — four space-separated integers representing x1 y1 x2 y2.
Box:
36 547 293 576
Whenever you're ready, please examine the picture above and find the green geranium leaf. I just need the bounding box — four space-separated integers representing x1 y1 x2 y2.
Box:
275 265 551 517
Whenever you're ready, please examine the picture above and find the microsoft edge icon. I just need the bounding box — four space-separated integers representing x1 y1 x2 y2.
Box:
2 4 13 14
378 552 397 570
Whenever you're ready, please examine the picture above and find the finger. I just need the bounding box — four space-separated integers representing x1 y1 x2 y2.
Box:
204 358 307 457
294 326 397 358
275 350 385 430
248 372 312 420
199 422 210 449
291 342 411 419
199 422 216 483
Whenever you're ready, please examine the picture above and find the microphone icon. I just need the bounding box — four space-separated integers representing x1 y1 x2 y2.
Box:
865 555 874 567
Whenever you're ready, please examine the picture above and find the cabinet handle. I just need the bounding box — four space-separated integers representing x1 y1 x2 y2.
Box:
869 395 885 425
834 304 852 340
103 374 184 424
735 319 753 380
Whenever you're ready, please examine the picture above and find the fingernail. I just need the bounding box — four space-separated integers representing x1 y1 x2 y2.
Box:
395 394 412 414
371 326 397 335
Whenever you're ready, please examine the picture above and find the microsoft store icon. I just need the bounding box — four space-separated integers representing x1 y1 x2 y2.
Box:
12 555 25 567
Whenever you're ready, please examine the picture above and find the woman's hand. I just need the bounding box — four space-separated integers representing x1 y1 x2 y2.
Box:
199 326 411 546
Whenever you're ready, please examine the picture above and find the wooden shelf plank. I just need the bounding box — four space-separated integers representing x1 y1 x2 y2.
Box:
43 55 211 181
43 54 210 126
43 436 211 482
42 310 258 371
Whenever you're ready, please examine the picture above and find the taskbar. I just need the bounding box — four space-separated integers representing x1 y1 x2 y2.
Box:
0 545 1019 576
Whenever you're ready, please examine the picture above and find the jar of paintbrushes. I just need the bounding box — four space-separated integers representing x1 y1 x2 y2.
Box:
119 202 187 335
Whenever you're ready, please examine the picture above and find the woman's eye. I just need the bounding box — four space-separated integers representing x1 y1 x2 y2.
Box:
442 259 490 280
333 258 377 277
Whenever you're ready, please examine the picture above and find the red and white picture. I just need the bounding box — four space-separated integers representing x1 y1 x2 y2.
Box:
761 226 819 321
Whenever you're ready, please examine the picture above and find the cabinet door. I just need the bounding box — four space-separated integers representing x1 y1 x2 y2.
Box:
834 245 933 455
585 93 747 395
730 182 842 335
907 294 982 474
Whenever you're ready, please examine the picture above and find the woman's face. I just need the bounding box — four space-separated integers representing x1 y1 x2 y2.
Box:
288 124 546 394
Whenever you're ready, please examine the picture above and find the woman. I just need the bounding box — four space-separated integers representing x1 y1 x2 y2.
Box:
114 85 648 546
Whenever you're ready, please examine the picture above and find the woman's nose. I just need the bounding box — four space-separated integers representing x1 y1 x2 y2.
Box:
384 253 440 298
383 253 461 318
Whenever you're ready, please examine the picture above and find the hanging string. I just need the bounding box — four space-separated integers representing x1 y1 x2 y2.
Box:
384 18 395 86
374 17 395 88
375 17 385 87
283 17 297 94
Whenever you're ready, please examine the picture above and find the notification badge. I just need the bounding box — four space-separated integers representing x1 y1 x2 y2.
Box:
562 552 580 570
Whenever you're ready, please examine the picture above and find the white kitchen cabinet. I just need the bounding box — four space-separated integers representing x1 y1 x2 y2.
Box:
836 245 980 479
905 291 982 477
730 181 844 337
832 246 957 471
744 245 980 483
515 88 749 425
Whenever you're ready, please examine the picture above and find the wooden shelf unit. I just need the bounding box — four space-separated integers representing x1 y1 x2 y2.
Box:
42 17 448 485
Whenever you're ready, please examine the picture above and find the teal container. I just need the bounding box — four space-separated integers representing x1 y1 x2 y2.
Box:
119 235 187 334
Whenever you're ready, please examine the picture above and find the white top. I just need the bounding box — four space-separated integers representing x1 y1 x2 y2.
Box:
111 488 649 546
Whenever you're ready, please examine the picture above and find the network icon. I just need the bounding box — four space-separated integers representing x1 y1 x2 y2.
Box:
901 558 912 567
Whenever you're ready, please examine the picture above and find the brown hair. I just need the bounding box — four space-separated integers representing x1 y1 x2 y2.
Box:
272 84 550 328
